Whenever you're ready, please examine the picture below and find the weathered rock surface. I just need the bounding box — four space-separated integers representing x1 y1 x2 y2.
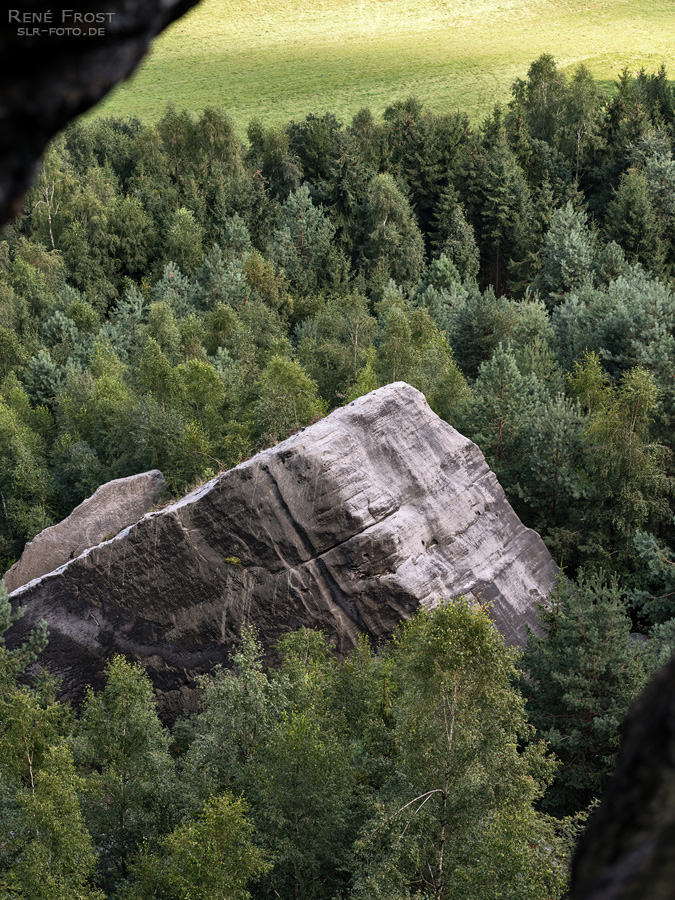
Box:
570 653 675 900
0 0 201 227
7 383 556 719
3 470 166 594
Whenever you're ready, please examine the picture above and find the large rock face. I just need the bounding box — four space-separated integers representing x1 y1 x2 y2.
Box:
3 470 166 594
7 383 556 719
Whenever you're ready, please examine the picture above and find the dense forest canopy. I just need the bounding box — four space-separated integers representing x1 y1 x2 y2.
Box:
1 54 675 897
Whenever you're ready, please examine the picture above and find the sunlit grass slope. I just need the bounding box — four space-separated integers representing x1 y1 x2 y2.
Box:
96 0 675 131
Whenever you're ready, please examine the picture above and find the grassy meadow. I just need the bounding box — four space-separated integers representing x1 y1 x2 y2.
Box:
97 0 675 133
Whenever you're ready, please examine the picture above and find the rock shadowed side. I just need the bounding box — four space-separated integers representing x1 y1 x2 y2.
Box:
7 383 557 720
570 654 675 900
3 469 167 594
0 0 201 226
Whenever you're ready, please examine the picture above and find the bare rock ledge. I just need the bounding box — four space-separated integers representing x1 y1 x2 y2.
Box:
5 383 557 719
3 470 167 595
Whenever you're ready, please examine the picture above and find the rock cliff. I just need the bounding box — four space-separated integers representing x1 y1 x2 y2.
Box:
0 0 200 226
4 470 166 594
6 383 557 719
570 653 675 900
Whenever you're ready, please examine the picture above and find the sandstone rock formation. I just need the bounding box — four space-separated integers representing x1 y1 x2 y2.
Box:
3 470 166 594
570 653 675 900
0 0 200 226
7 383 557 719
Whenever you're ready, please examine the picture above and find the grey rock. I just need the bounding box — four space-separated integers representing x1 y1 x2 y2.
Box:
3 470 166 594
7 383 557 720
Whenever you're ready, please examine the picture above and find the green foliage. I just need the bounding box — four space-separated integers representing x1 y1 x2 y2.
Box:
603 168 663 272
184 626 282 798
515 391 586 534
253 705 355 900
534 202 595 307
521 572 646 816
6 746 103 900
479 129 534 296
0 581 49 695
269 184 346 296
513 54 568 146
443 283 516 380
642 617 675 672
0 391 55 548
359 173 426 296
253 354 326 444
0 590 99 900
457 344 546 484
166 207 204 276
3 77 675 900
632 531 675 625
431 189 480 278
295 293 376 406
75 656 181 885
353 599 565 900
582 366 672 550
2 61 675 588
374 289 467 417
126 793 269 900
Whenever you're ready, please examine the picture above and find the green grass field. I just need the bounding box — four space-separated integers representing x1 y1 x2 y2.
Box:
95 0 675 132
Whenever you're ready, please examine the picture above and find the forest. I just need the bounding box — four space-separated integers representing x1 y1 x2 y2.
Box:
1 54 675 897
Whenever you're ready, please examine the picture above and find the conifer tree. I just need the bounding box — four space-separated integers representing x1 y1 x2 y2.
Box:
457 344 546 488
359 173 425 296
521 572 645 816
533 201 595 308
444 283 515 379
603 168 663 272
430 187 480 279
479 133 534 295
515 391 585 534
269 184 346 296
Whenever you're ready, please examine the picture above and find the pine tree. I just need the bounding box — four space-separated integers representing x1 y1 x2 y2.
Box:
457 344 546 488
521 572 645 816
430 187 480 279
444 283 515 379
515 391 586 533
269 184 346 296
533 201 595 308
479 133 534 295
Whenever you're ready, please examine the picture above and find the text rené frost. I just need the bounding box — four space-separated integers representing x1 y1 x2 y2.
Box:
8 9 115 37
